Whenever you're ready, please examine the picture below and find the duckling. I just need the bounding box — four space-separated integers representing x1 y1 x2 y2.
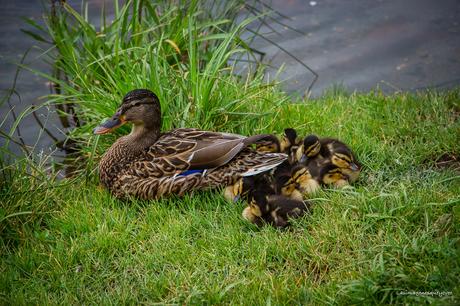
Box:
273 161 321 200
242 190 311 228
277 174 303 201
223 173 275 202
298 136 360 184
318 138 350 159
295 134 321 164
255 134 281 153
319 163 350 188
290 164 321 195
280 128 300 154
327 147 361 183
272 161 302 200
306 148 360 187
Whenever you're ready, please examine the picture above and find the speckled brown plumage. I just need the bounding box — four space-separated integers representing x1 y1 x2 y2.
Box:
95 89 287 200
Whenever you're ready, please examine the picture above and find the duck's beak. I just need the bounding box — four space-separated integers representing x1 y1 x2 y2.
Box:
350 162 360 171
93 115 126 135
233 194 241 203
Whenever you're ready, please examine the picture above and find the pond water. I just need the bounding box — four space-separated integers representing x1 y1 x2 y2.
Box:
1 0 459 156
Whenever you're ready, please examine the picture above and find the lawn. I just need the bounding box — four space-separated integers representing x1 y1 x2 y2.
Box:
1 90 459 304
1 1 459 304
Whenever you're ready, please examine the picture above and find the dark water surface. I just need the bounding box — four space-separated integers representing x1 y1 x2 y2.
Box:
1 0 460 155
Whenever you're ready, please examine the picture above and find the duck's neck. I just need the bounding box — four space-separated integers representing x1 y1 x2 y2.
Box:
127 124 160 149
99 124 160 187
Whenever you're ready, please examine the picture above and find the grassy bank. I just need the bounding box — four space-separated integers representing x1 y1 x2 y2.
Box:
1 0 459 304
1 90 459 304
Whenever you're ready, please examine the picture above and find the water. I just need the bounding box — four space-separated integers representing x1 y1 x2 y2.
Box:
1 0 459 156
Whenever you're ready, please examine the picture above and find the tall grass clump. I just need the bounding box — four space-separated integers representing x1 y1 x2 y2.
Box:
20 0 289 170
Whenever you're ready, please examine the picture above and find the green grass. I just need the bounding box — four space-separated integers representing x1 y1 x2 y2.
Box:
1 0 459 304
1 90 459 305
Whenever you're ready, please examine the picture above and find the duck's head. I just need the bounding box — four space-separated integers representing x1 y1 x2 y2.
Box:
298 134 320 163
93 89 161 135
330 148 360 172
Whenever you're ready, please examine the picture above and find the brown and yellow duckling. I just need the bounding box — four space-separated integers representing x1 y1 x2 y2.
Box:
295 134 321 164
273 164 319 200
306 146 361 187
280 128 300 154
318 163 350 188
93 89 287 200
255 134 281 153
242 190 312 228
320 144 361 183
223 173 275 202
290 164 321 195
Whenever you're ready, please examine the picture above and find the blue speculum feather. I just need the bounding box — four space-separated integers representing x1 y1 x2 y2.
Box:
178 169 206 176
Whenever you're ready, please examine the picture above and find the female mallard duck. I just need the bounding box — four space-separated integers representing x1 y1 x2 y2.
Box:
93 89 287 199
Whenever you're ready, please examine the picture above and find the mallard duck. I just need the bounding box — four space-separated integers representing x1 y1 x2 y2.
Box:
242 190 311 228
93 89 287 199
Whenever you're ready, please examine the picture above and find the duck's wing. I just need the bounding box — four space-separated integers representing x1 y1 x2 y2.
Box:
146 128 275 174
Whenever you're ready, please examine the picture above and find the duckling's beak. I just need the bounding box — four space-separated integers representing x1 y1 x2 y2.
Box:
350 162 360 171
93 115 126 135
299 154 308 164
233 195 241 203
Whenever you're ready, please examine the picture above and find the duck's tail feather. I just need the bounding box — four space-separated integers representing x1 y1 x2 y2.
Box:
241 153 287 177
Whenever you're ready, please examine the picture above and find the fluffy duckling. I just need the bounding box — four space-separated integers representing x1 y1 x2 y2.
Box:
223 173 275 202
326 147 361 183
290 164 321 195
255 134 281 153
295 134 321 164
306 148 360 187
273 163 320 200
280 128 300 154
297 136 361 184
272 161 301 200
319 163 350 188
242 190 311 228
318 138 350 158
